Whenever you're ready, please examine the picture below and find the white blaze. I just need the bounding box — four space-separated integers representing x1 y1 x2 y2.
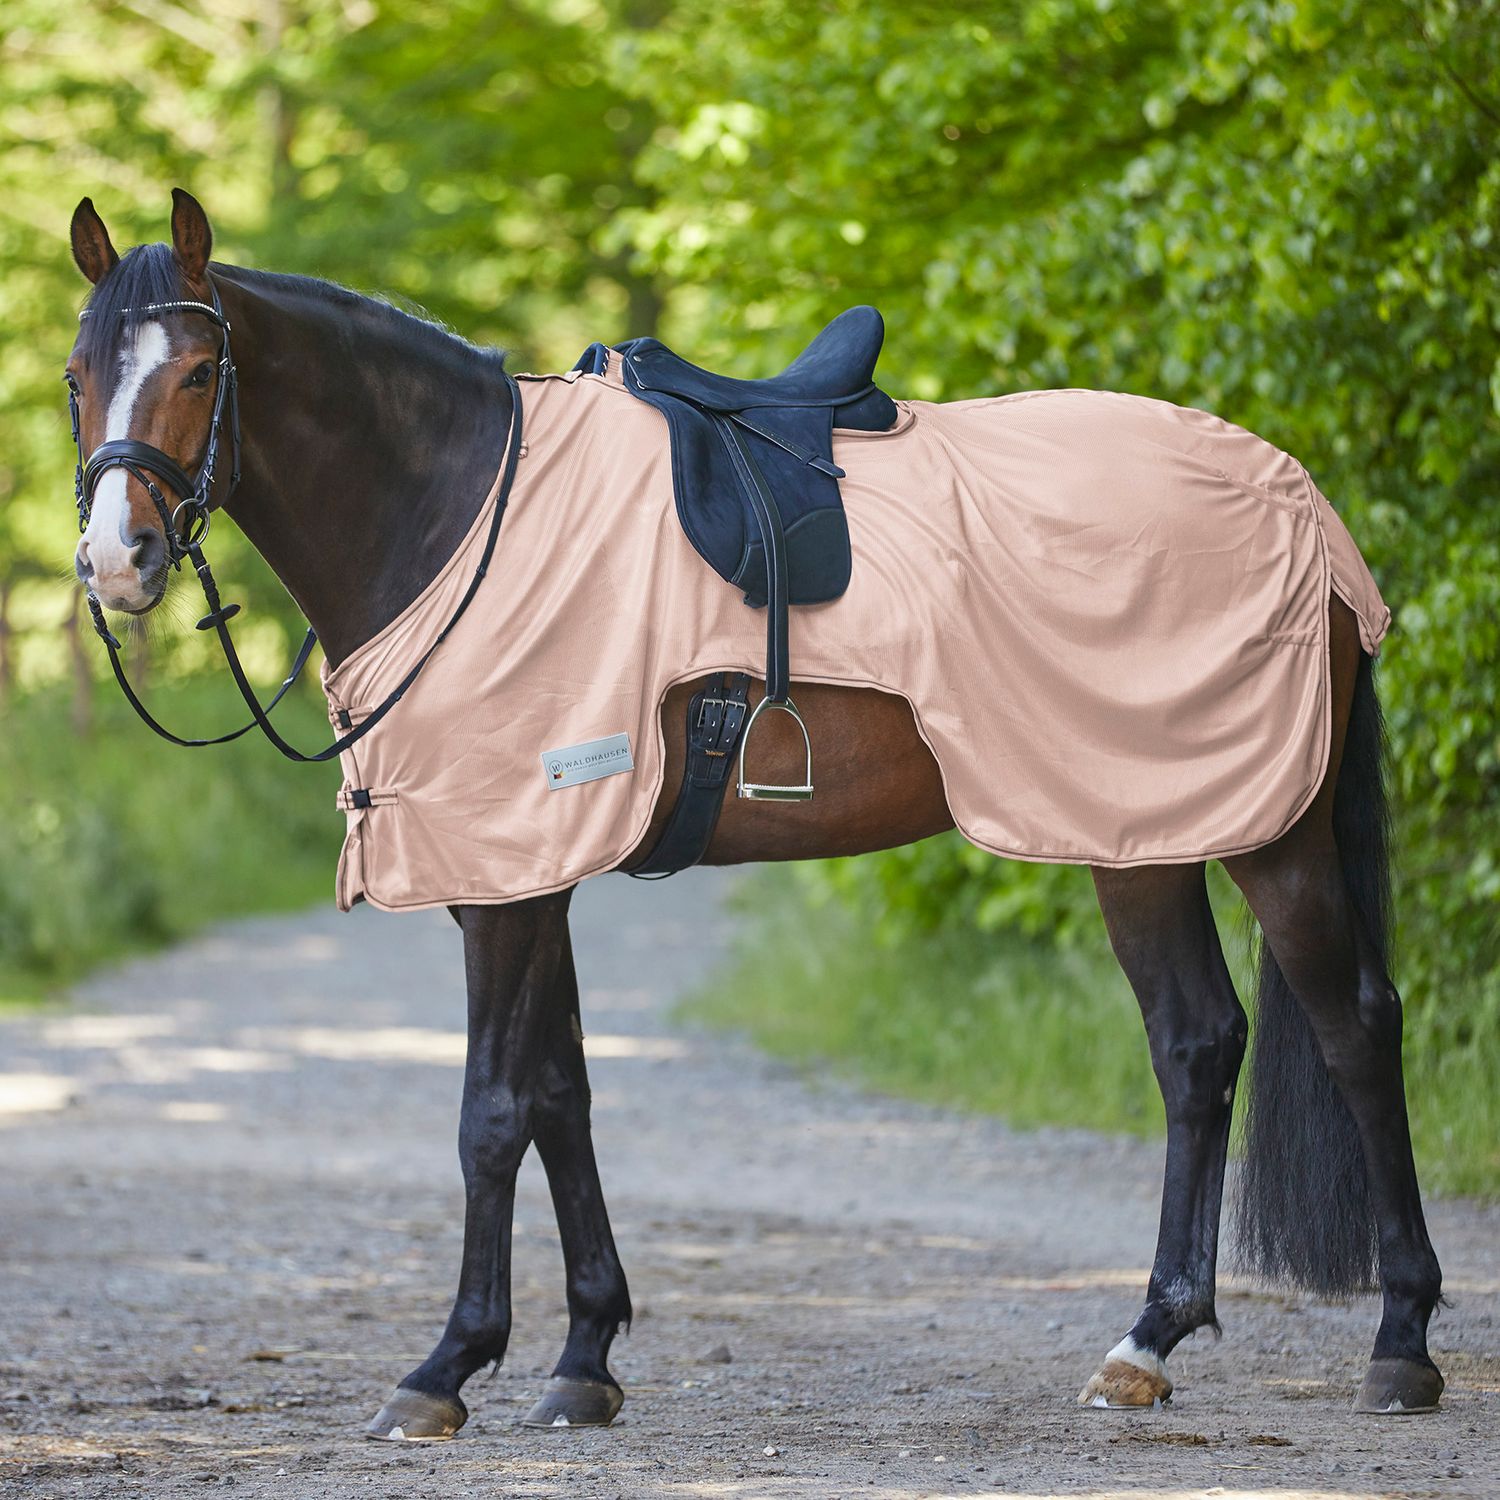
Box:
81 320 171 585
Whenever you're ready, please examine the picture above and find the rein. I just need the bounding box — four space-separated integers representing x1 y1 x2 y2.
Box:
71 279 523 762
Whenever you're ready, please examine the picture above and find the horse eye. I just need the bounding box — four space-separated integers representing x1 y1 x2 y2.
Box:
63 372 81 397
185 361 214 388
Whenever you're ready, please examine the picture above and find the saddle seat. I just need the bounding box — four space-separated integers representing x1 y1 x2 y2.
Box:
622 303 889 412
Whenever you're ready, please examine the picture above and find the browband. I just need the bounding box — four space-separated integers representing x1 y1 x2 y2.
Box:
79 297 227 329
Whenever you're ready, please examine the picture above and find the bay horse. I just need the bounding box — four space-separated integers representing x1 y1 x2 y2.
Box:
59 191 1444 1437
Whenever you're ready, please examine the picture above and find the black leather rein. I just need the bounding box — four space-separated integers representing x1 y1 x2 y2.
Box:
70 279 523 762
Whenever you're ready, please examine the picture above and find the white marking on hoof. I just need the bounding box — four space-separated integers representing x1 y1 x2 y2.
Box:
551 1414 570 1427
1106 1335 1169 1378
376 1423 452 1443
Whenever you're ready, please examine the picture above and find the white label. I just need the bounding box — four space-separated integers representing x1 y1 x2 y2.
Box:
541 732 634 790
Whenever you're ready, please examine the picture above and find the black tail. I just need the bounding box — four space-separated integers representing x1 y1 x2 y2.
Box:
1234 652 1384 1297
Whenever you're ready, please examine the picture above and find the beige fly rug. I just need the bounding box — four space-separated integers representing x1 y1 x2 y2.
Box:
322 356 1389 912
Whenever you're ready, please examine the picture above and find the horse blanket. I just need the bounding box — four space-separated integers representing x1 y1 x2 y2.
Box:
323 357 1389 912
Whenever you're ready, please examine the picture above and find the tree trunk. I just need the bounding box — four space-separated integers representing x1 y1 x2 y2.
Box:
263 0 301 208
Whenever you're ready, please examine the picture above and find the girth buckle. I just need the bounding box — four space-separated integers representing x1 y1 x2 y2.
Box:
736 695 814 802
693 686 748 759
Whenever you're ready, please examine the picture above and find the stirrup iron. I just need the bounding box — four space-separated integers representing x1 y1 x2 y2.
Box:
736 695 814 801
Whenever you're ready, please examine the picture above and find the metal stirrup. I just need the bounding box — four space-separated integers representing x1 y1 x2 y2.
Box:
736 695 814 801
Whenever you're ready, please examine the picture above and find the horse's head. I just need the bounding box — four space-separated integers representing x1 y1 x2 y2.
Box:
66 190 230 614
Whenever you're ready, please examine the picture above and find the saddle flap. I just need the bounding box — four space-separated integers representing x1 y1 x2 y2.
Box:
647 394 852 606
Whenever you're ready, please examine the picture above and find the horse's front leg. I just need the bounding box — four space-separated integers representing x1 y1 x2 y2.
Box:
367 892 574 1441
520 922 633 1428
1079 863 1247 1408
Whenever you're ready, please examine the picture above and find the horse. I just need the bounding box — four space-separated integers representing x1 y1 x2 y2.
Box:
59 190 1444 1439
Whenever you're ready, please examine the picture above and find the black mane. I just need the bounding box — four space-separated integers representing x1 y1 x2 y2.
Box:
238 267 508 372
79 245 507 374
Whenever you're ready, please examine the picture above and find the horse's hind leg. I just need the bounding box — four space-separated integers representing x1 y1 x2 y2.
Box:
1079 862 1247 1408
521 928 632 1428
1224 604 1442 1413
1225 810 1444 1412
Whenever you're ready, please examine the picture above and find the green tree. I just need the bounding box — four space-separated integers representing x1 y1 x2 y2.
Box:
0 0 661 695
612 0 1500 1005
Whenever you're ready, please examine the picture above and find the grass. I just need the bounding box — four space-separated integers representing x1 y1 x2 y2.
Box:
1403 972 1500 1197
0 677 342 1005
685 866 1499 1197
686 867 1166 1137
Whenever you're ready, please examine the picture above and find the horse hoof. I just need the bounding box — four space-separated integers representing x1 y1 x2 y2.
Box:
1078 1339 1173 1409
365 1386 468 1441
521 1376 624 1428
1353 1358 1444 1415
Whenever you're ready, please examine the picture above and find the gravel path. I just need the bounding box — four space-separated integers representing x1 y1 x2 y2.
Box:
1 869 1496 1499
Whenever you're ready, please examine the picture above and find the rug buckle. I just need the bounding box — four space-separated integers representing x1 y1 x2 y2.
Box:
736 695 814 802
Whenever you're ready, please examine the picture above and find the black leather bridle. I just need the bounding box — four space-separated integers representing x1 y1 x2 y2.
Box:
75 284 239 566
70 276 522 761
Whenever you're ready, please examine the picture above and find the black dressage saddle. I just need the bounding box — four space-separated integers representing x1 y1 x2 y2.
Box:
575 305 897 810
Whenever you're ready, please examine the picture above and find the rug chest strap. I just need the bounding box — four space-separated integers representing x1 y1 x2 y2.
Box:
629 673 753 878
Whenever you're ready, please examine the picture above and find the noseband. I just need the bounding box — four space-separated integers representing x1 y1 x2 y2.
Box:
68 274 523 760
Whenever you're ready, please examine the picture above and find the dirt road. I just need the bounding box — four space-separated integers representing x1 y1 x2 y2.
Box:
1 869 1495 1499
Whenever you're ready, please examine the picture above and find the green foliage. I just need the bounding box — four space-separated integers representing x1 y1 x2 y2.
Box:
0 2 1494 1173
0 679 339 1002
1404 967 1500 1194
614 0 1500 1057
690 868 1499 1196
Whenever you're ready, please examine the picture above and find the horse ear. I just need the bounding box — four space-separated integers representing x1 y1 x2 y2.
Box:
71 197 120 285
170 188 213 283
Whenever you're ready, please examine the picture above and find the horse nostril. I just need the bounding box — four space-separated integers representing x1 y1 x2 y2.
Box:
127 525 165 575
75 540 95 585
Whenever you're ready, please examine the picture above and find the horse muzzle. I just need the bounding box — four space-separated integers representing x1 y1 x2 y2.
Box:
75 524 169 613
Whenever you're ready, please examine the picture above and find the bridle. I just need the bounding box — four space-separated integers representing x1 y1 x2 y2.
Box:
69 274 523 761
75 283 239 570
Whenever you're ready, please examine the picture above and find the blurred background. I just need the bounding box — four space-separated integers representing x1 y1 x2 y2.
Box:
1 1 1495 1189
